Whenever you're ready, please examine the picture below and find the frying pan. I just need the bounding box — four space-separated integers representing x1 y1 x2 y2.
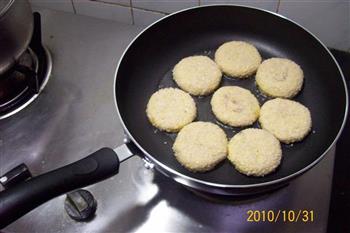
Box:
0 5 347 228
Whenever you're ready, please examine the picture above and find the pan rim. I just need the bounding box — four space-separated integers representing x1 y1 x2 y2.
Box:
113 4 349 189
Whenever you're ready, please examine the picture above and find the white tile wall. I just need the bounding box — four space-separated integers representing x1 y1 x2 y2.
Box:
200 0 279 12
278 0 350 51
72 0 132 24
133 8 166 26
132 0 199 13
29 0 75 13
28 0 350 51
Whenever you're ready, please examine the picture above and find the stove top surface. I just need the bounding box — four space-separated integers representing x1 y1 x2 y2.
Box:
0 9 339 233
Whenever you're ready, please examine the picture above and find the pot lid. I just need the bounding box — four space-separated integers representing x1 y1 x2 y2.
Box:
0 0 14 18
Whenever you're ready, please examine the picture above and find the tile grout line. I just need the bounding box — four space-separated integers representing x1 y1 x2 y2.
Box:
130 0 135 25
94 0 133 24
93 0 168 15
94 0 130 8
71 0 76 14
132 6 168 15
276 0 281 13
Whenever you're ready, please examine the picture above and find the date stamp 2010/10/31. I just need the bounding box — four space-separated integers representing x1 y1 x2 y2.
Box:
247 210 314 223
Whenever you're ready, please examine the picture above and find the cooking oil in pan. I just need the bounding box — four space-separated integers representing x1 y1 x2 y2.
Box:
153 49 312 152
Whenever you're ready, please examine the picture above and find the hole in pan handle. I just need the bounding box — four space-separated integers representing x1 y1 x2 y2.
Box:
0 142 138 229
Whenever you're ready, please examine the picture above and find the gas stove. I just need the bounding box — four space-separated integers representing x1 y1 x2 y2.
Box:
0 13 52 119
0 8 339 233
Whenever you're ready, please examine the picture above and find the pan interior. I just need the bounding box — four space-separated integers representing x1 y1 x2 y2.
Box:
116 6 347 186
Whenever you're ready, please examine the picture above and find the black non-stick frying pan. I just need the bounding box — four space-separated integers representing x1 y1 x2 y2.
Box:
0 5 347 228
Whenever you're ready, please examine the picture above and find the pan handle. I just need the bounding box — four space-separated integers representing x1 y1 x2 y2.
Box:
0 143 138 229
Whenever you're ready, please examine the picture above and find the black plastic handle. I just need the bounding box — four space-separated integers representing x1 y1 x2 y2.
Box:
0 148 119 229
0 163 32 189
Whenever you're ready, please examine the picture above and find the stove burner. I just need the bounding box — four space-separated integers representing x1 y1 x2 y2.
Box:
0 49 38 106
0 12 52 119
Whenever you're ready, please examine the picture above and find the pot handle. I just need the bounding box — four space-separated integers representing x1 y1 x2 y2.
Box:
0 143 137 229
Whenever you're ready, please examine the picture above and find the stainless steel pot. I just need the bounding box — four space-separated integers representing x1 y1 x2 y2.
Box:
0 0 33 75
